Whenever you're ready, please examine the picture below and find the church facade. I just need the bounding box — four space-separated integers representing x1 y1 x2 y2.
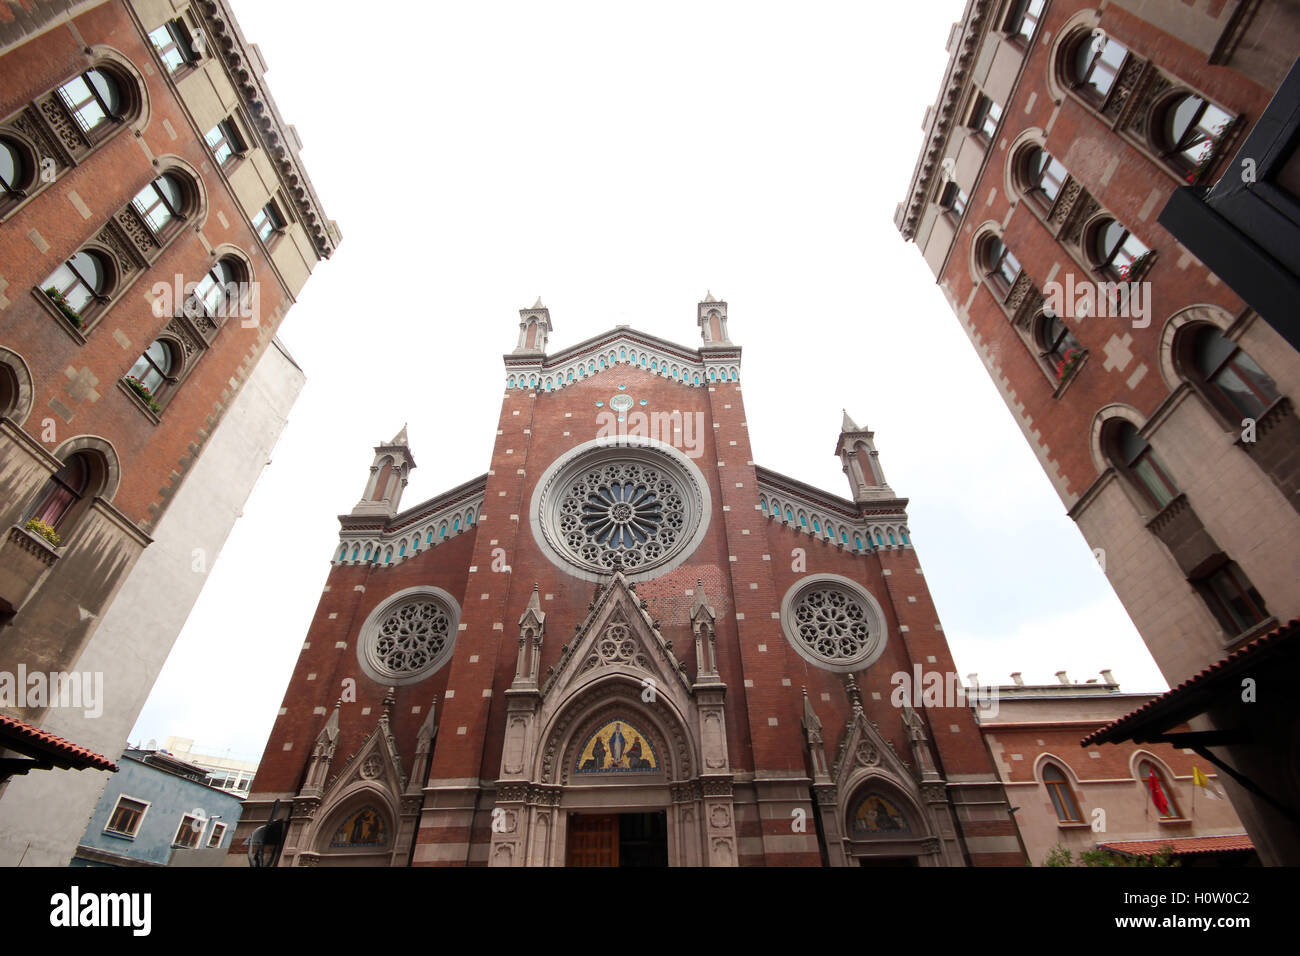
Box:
235 298 1025 867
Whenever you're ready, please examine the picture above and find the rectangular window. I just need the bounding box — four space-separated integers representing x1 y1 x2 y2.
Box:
204 119 244 167
106 797 148 836
148 20 199 74
1194 562 1268 636
252 202 284 242
173 814 203 848
207 822 227 848
971 95 1003 140
939 181 968 217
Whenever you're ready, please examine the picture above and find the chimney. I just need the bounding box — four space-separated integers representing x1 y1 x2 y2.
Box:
966 673 979 688
1100 669 1115 685
1010 672 1024 686
1055 670 1070 685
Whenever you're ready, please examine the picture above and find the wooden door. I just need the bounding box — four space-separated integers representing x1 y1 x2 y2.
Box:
566 813 619 867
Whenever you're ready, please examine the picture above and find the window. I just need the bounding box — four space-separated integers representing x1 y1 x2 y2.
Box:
1161 94 1232 173
1038 312 1083 376
148 20 200 74
939 180 968 216
207 822 227 848
1072 33 1129 101
971 94 1003 139
984 236 1022 293
57 68 124 136
131 173 186 236
188 258 241 321
1024 147 1068 205
125 339 179 409
1192 560 1269 636
1108 421 1177 510
1189 326 1281 421
252 202 284 242
173 815 203 848
1043 764 1083 823
43 250 110 325
106 796 148 836
1 137 32 199
1137 759 1181 819
1007 0 1045 43
1092 218 1150 278
204 119 245 167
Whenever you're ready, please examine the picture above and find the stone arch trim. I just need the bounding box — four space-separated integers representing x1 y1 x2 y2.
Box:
0 347 35 425
150 153 210 230
1046 9 1102 106
51 434 122 501
1156 302 1234 390
537 675 698 785
840 769 932 842
968 220 1003 286
86 45 153 136
1003 126 1048 201
1033 751 1084 784
1087 402 1147 474
309 782 400 855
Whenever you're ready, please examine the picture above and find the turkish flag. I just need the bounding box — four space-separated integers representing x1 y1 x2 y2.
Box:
1147 770 1170 815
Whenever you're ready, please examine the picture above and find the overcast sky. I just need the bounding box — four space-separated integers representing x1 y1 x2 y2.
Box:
130 0 1165 763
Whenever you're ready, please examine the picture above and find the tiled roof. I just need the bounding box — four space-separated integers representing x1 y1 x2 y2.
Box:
1081 618 1300 746
1100 834 1254 857
0 714 117 772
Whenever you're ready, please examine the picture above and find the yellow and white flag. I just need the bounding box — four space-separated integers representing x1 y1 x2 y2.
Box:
1192 765 1225 800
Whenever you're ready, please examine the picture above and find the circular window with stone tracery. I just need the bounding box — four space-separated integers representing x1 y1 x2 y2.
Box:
780 574 888 672
531 438 711 582
357 586 461 685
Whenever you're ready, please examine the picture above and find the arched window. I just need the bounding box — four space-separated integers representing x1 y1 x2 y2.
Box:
351 545 359 561
0 137 35 210
57 68 125 137
43 250 111 327
363 545 372 560
1186 325 1280 421
784 507 793 522
131 172 188 237
1070 32 1129 103
1036 312 1084 380
338 545 348 562
29 453 91 531
189 257 242 321
1137 759 1181 819
452 517 460 532
1042 763 1083 823
1159 93 1231 175
1023 147 1068 206
854 535 863 549
1105 421 1177 510
125 339 180 410
982 236 1022 295
1091 218 1149 279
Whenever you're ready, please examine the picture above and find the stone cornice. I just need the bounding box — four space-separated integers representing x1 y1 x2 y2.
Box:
895 0 992 241
504 326 742 370
195 0 339 260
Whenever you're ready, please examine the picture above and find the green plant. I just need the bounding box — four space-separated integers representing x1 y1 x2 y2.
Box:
1055 347 1084 383
123 376 162 413
43 287 84 328
24 517 60 547
1041 843 1179 867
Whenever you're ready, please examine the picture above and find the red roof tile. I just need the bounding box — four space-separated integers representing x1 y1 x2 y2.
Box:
1081 618 1300 746
1100 834 1254 856
0 714 118 772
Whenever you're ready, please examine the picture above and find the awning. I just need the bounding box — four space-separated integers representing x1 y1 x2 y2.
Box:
0 713 118 775
1100 835 1254 858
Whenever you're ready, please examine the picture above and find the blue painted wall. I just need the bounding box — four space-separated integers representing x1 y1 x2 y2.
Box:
73 750 244 866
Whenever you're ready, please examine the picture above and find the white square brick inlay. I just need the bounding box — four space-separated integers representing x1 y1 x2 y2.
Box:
767 717 778 726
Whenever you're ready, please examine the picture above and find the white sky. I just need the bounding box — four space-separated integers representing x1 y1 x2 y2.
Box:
131 0 1165 763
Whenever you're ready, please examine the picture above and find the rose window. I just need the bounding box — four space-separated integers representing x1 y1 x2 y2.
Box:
358 588 460 685
533 442 709 580
793 587 870 662
780 575 888 672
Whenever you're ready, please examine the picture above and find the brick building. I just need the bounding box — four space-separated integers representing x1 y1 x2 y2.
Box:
235 298 1026 867
895 0 1300 863
972 670 1251 867
0 0 335 865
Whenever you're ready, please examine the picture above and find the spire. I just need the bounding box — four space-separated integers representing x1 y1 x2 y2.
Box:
835 411 895 503
515 299 552 353
697 293 730 346
352 428 416 518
